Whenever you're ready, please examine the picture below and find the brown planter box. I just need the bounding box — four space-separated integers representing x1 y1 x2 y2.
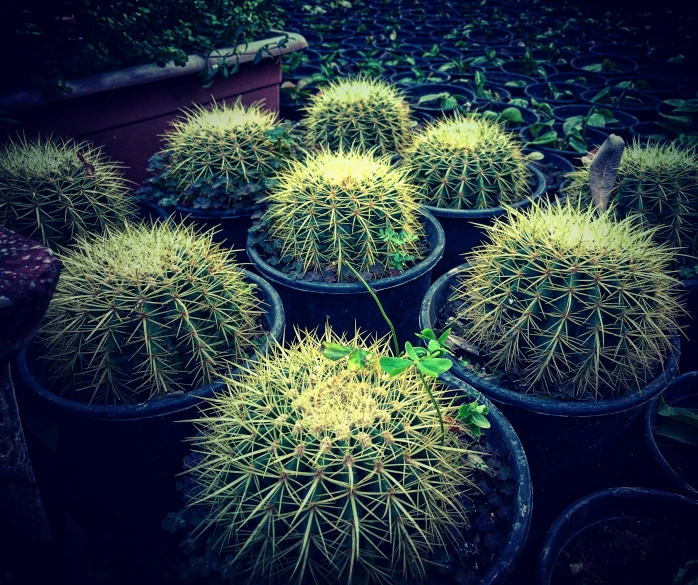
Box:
0 32 307 185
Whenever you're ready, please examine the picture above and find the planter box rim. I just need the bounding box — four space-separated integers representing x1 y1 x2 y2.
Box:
0 31 307 112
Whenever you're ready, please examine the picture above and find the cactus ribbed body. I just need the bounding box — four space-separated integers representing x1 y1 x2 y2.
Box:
405 115 531 210
565 141 698 255
303 77 414 155
260 149 424 279
452 199 682 398
39 222 264 404
162 100 281 203
186 331 472 585
0 136 134 249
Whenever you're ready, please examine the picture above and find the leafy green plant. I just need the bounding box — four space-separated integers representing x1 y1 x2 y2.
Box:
396 68 446 85
437 59 478 74
582 58 620 73
478 106 527 128
0 135 135 249
412 91 472 111
655 395 698 446
280 73 328 102
303 77 414 155
524 118 599 153
518 48 548 78
458 401 491 437
656 99 698 147
405 114 531 209
471 71 506 102
38 221 264 404
590 87 646 108
12 1 284 94
468 48 507 68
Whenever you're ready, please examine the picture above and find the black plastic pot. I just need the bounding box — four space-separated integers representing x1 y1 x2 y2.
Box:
383 55 431 73
428 62 485 81
570 54 637 77
605 76 685 98
629 121 673 143
637 64 695 86
466 27 514 46
403 83 476 116
538 488 698 585
457 80 512 103
545 72 606 90
551 104 639 142
440 371 533 585
581 88 661 121
13 270 284 558
424 165 545 280
247 210 444 345
419 267 681 475
483 71 537 97
500 60 558 80
160 203 264 265
391 69 452 86
520 123 610 166
589 43 649 60
644 372 698 497
523 149 575 193
524 82 587 105
475 101 540 130
410 47 463 63
677 279 698 373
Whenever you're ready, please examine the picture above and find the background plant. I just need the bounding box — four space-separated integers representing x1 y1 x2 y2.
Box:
0 135 135 249
39 221 264 404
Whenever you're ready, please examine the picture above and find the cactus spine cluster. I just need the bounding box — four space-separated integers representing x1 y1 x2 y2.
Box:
184 330 473 585
405 114 532 210
303 77 414 155
565 140 698 256
452 198 682 398
260 148 424 279
0 136 135 249
159 99 285 204
39 221 264 404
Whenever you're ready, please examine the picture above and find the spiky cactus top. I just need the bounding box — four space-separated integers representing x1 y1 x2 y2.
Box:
39 222 264 404
0 136 134 249
303 77 414 155
565 140 698 257
259 149 424 279
405 114 532 210
183 330 473 585
153 100 293 207
452 199 682 398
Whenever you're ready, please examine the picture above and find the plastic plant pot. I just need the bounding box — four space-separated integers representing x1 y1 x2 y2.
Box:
545 72 606 90
637 64 695 85
482 71 537 97
644 372 698 497
423 165 545 280
524 82 587 105
247 210 445 346
538 488 698 585
429 62 486 82
589 43 649 60
570 54 637 77
629 121 673 143
551 104 639 142
419 266 681 475
13 270 285 559
522 149 575 193
410 47 463 63
390 70 452 86
474 101 540 130
581 88 661 121
403 83 476 116
500 60 558 80
605 76 685 98
466 27 514 46
519 123 610 166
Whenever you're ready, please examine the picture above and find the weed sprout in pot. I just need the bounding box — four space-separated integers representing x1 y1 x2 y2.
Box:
247 148 444 345
420 136 683 478
404 114 546 279
14 221 285 558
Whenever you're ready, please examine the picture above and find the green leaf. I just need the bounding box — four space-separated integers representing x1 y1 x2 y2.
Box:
418 328 437 341
563 116 584 135
321 342 354 361
659 113 693 126
379 357 413 377
658 396 698 427
525 151 545 161
470 412 491 428
416 92 450 105
499 107 524 123
527 130 558 145
347 348 371 371
404 342 420 362
437 328 451 344
416 358 452 377
586 113 607 127
655 420 698 446
505 80 527 88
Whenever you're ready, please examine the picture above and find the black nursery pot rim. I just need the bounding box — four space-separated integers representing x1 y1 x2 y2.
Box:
441 370 533 585
643 371 698 497
15 270 285 421
538 488 698 585
247 209 445 295
421 164 545 219
419 266 680 418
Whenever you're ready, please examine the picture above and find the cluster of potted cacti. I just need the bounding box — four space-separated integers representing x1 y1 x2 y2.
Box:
2 0 698 583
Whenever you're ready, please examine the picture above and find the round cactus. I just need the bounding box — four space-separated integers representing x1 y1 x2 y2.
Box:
303 76 414 155
39 221 265 404
404 114 532 210
0 135 135 249
182 330 473 585
565 140 698 256
154 99 295 207
259 148 425 280
452 198 682 398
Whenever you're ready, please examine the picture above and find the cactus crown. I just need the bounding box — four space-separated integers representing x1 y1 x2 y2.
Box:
259 148 425 280
0 135 134 249
565 140 698 255
39 221 264 404
184 329 472 585
405 114 532 210
152 100 294 208
452 198 682 398
303 76 414 155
